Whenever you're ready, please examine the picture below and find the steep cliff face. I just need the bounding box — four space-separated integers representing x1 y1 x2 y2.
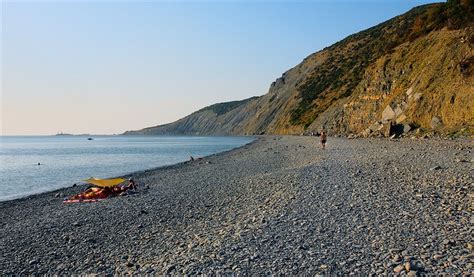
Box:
125 2 473 137
308 27 474 136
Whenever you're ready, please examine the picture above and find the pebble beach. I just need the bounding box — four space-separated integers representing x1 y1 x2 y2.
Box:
1 136 473 275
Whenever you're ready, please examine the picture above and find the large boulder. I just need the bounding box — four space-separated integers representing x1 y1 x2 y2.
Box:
382 122 393 137
431 116 443 129
403 124 412 133
394 106 404 117
382 105 396 122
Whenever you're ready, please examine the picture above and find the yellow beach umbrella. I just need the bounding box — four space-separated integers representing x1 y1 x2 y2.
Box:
83 177 126 188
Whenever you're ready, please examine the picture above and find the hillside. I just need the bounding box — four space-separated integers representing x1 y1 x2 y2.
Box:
125 1 473 137
124 97 260 135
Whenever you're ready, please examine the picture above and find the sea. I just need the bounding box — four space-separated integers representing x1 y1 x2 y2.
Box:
0 135 254 201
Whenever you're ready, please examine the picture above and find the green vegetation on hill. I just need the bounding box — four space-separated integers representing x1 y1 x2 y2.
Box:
196 97 259 116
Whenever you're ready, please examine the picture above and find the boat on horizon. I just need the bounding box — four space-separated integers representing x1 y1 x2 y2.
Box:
55 132 73 136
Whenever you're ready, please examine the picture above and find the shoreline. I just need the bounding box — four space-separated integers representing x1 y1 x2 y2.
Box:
1 136 472 274
0 136 257 204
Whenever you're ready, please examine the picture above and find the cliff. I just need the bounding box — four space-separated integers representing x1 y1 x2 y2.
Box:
125 1 473 137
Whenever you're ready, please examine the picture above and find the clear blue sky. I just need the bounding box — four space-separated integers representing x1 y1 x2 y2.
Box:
2 0 441 135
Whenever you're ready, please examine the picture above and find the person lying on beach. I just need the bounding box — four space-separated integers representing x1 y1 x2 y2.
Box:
81 187 101 199
70 186 111 200
113 185 126 193
70 178 141 200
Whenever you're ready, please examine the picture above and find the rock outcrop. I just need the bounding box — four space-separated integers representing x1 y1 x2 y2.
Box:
125 2 473 137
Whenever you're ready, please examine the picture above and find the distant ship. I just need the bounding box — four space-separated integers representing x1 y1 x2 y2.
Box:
87 137 94 140
55 132 73 136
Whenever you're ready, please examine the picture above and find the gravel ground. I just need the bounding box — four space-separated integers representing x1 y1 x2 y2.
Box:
0 136 473 275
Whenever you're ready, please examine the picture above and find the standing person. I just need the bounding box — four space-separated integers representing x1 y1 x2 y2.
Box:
320 131 327 149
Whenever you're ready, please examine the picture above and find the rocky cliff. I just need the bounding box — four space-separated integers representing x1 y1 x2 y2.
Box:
125 1 473 137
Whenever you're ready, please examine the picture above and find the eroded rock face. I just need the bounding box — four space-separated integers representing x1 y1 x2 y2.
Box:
309 27 473 137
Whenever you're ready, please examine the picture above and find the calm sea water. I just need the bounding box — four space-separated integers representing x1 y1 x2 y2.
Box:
0 135 254 201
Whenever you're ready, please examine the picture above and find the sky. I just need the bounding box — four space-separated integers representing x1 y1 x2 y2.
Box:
1 0 441 135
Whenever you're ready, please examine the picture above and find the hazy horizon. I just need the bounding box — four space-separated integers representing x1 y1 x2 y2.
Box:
2 0 440 135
